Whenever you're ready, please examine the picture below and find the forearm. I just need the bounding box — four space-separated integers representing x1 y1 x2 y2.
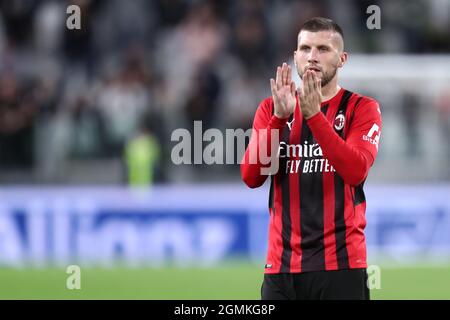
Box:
307 112 372 186
241 115 287 188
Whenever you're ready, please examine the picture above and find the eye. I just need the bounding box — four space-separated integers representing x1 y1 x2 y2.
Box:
319 47 329 52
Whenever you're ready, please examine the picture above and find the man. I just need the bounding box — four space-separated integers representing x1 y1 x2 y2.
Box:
240 17 382 300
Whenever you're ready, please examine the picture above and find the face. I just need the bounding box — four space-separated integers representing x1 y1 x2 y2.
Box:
294 30 347 87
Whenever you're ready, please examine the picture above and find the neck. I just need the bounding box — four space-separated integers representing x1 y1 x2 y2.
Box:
321 77 340 102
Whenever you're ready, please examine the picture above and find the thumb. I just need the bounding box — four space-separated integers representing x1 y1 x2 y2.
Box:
297 86 304 99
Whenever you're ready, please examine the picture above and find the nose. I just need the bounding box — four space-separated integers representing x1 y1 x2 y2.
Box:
307 48 319 64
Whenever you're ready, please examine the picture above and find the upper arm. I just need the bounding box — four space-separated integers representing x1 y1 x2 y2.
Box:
346 98 383 166
252 98 273 131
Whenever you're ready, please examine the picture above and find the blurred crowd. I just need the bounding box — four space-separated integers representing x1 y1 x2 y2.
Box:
0 0 449 184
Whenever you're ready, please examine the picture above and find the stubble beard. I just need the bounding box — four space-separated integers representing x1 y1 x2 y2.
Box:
298 64 338 88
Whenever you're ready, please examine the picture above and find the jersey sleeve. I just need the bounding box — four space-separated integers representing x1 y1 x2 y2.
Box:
345 98 382 166
240 98 288 188
306 98 382 186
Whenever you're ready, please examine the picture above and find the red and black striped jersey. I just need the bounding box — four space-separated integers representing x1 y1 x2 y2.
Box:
241 88 382 274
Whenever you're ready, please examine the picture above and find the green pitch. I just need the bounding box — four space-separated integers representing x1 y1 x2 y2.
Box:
0 262 449 299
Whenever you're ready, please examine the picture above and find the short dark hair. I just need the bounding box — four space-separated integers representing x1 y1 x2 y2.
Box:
299 17 344 40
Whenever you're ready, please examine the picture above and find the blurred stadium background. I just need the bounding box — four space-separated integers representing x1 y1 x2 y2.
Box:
0 0 449 299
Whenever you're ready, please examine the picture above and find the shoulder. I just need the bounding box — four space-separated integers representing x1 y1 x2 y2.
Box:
349 92 381 114
256 96 274 115
259 96 274 109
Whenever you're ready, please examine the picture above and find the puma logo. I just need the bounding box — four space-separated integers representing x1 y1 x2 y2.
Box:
287 118 295 130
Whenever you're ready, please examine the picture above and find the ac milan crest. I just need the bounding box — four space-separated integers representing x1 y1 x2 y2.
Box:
334 114 345 131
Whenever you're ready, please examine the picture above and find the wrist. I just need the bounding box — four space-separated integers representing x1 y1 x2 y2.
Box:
274 112 290 120
269 114 288 128
304 110 320 120
305 111 323 123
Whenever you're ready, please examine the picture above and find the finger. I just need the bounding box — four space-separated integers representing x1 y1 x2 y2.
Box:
270 78 277 97
315 74 322 97
311 72 318 92
307 71 315 95
305 71 311 94
315 75 321 93
316 77 322 101
298 87 305 106
300 82 306 101
276 66 282 90
303 71 310 96
287 65 292 86
282 63 287 86
290 81 296 97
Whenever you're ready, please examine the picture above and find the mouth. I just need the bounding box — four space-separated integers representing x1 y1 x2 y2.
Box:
306 66 321 72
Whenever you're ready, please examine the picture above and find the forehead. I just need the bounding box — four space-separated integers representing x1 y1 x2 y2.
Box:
297 30 343 50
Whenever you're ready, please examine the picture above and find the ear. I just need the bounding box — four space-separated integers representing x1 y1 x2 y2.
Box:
338 51 348 68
